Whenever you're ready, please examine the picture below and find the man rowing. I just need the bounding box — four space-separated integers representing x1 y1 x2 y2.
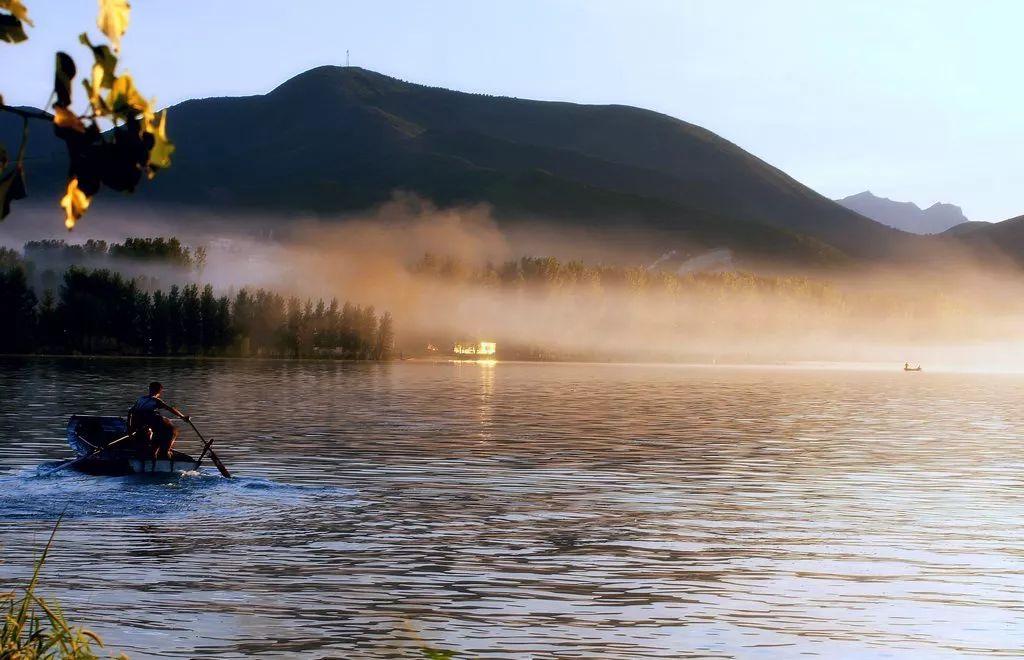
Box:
128 381 190 459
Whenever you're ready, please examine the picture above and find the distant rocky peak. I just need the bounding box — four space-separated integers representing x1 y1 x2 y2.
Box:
836 191 967 235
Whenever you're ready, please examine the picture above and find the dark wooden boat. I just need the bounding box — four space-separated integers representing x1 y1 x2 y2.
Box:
66 415 198 475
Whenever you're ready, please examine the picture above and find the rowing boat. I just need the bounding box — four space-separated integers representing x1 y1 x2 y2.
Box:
66 415 198 476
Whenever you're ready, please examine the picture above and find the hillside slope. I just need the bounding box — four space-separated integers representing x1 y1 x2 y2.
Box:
4 67 915 265
942 214 1024 265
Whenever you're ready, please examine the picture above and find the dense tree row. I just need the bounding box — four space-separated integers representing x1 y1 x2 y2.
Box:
414 252 835 294
23 237 206 274
412 253 965 319
0 258 393 359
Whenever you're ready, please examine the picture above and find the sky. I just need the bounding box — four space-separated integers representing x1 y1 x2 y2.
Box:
4 0 1021 222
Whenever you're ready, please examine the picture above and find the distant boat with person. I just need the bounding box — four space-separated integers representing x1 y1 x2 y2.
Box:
903 362 922 372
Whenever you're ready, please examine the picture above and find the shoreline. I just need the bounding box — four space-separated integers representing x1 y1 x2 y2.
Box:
0 353 950 373
0 353 387 363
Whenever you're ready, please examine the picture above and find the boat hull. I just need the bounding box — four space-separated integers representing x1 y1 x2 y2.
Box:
66 415 197 475
73 453 199 476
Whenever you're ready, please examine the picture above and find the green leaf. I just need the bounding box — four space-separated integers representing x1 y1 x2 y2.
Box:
0 165 27 220
77 34 118 116
79 33 117 89
101 122 146 192
66 137 104 198
54 51 76 108
0 13 28 43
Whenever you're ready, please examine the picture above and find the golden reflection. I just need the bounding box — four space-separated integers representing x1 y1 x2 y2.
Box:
450 358 497 366
477 356 495 433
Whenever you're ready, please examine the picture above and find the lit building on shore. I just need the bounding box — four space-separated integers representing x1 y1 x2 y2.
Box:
454 341 497 356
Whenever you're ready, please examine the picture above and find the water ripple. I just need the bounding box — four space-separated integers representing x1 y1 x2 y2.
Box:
1 357 1023 658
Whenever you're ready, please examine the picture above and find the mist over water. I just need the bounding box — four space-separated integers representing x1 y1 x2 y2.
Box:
4 196 1024 369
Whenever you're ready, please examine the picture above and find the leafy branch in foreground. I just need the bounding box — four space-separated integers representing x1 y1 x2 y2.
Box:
1 517 127 659
0 0 174 229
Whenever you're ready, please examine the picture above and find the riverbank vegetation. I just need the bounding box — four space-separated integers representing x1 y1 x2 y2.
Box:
2 520 125 659
0 248 393 359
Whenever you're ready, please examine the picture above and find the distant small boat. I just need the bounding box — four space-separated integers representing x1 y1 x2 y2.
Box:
903 364 923 372
66 415 198 476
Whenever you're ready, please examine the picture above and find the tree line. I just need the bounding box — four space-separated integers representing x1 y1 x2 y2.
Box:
0 252 394 359
25 236 205 267
412 253 965 319
414 252 836 295
23 236 206 276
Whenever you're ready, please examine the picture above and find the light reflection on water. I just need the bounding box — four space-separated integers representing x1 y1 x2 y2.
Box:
1 357 1023 658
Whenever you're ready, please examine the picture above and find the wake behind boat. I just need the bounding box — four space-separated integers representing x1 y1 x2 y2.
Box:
66 415 200 475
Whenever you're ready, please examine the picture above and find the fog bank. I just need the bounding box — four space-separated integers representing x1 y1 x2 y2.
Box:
6 197 1024 370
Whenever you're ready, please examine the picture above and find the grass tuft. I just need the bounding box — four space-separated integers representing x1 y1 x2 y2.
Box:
1 517 127 659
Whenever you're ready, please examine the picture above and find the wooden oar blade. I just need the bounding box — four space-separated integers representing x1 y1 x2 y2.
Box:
208 449 232 479
186 419 232 478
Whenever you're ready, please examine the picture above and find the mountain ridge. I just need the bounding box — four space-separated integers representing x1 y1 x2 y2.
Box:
836 190 968 234
3 66 918 266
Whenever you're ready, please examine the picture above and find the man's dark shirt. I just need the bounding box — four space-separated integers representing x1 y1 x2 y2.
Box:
131 395 172 428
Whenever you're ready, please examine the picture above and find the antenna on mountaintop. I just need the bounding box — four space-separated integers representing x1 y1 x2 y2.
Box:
346 50 350 67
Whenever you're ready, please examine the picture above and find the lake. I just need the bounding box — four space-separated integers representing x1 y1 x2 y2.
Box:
1 357 1023 658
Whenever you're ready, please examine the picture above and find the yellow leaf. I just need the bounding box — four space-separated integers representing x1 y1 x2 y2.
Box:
96 0 129 53
107 73 148 115
145 105 164 134
79 32 118 90
80 34 117 116
86 63 106 111
60 178 91 229
53 106 86 133
0 0 33 26
145 109 174 175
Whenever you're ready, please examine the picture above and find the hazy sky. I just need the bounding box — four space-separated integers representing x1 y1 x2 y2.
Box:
5 0 1021 221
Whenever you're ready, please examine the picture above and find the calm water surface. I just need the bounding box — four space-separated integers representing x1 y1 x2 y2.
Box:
1 357 1023 658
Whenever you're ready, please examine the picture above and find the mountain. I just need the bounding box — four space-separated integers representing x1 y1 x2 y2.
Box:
4 66 915 265
941 221 990 237
836 191 968 234
0 107 67 216
940 214 1024 266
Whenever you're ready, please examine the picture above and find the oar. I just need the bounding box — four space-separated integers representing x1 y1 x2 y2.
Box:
40 432 133 477
186 418 232 478
193 435 216 471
